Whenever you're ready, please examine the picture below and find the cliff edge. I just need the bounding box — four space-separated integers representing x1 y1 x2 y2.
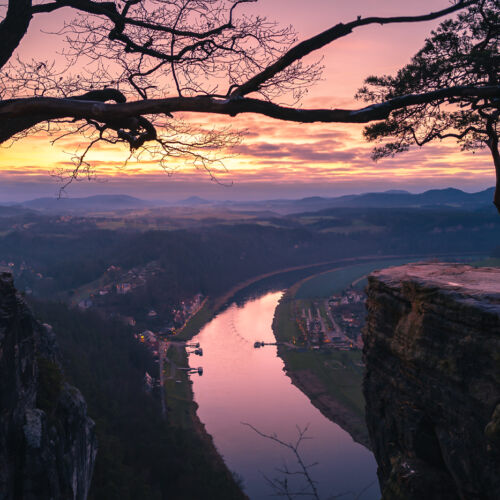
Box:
363 263 499 500
0 272 96 500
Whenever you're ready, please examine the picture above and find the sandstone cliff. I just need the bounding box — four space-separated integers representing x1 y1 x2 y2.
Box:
0 272 96 500
363 263 499 500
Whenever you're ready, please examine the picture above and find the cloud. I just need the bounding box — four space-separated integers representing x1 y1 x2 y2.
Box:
234 138 361 163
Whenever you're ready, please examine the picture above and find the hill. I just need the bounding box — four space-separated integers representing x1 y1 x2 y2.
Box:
324 187 494 209
225 187 495 214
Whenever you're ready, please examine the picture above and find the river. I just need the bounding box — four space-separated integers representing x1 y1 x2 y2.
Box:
190 290 380 499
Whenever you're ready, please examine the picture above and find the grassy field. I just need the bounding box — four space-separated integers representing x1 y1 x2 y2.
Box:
474 257 500 268
283 349 365 416
272 292 302 343
164 345 196 427
273 295 364 415
294 257 421 298
272 292 370 445
67 273 113 306
163 300 215 426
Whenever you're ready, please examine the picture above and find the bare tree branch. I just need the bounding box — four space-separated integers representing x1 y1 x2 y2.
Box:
1 0 495 201
242 422 320 499
358 0 499 211
0 85 498 145
231 0 475 97
0 0 32 68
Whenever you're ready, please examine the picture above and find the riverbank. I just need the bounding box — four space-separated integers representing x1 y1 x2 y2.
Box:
165 253 480 494
272 287 371 448
163 341 247 498
210 254 428 312
270 255 480 449
162 301 247 499
164 262 361 466
163 259 369 456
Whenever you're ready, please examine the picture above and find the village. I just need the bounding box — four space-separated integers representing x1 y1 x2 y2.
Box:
133 292 206 401
292 288 366 350
135 290 205 358
1 255 208 398
76 261 164 315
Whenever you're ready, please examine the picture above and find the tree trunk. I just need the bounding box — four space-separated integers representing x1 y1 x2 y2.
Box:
486 120 500 214
0 0 33 69
493 149 500 214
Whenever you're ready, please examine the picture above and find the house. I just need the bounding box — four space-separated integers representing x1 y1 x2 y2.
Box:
142 330 156 341
78 299 93 309
144 372 154 392
116 283 132 294
123 316 136 326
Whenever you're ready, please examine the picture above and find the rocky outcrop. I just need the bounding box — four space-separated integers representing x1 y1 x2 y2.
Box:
0 272 96 500
363 263 500 500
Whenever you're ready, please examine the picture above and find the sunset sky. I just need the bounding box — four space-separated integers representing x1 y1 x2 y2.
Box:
0 0 494 201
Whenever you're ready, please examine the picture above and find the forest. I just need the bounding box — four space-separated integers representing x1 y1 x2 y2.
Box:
30 300 244 500
2 205 499 301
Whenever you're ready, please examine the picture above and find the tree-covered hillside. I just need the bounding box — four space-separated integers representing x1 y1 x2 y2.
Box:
30 300 245 500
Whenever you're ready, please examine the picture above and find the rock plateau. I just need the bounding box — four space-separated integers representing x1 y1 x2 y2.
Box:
363 263 499 500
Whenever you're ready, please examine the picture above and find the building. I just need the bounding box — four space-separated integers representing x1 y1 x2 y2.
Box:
116 283 132 294
78 298 93 310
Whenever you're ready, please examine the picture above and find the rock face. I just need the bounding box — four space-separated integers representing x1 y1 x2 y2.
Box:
363 263 500 500
0 272 96 500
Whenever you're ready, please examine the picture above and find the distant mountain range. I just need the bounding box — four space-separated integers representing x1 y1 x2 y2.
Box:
226 187 496 214
9 187 496 214
311 187 496 209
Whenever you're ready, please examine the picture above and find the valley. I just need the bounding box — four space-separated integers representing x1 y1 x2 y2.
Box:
1 190 499 498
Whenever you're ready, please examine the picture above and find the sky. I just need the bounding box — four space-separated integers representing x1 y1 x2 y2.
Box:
0 0 494 202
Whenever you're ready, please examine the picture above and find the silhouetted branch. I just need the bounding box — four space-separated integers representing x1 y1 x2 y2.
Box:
1 0 493 195
0 85 498 145
231 0 474 97
243 422 380 499
0 0 32 68
242 422 320 499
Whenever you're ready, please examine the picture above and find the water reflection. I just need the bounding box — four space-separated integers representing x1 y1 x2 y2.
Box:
190 291 380 499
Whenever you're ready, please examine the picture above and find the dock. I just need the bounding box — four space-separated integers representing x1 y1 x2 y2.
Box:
253 341 282 348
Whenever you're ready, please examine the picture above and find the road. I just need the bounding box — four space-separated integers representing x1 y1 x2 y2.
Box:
324 301 345 342
158 339 169 418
